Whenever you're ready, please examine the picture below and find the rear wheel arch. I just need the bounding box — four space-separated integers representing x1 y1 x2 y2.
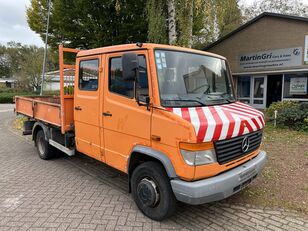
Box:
32 122 50 143
32 122 57 160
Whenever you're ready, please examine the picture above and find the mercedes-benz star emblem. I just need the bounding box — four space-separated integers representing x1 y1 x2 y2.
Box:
242 136 250 152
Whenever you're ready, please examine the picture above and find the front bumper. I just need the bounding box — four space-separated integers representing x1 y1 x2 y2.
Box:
171 150 267 205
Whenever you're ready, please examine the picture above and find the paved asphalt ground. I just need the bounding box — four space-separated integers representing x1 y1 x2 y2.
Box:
0 104 307 231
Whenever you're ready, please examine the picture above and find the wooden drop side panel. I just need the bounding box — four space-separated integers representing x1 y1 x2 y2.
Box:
59 45 79 134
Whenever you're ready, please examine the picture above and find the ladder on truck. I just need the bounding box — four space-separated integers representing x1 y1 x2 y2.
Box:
58 45 79 134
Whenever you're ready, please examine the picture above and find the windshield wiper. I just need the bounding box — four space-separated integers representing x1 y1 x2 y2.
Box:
163 99 207 106
217 93 236 103
200 92 235 103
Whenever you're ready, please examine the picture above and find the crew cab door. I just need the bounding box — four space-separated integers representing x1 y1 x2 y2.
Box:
102 51 151 172
74 55 102 161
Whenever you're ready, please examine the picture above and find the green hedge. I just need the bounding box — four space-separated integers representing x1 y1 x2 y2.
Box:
266 101 308 132
0 92 36 103
0 86 60 103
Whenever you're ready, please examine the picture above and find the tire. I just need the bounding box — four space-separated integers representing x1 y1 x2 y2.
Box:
131 161 177 221
35 130 55 160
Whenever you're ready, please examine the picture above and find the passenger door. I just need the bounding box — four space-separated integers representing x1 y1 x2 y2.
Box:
102 51 151 172
74 56 102 161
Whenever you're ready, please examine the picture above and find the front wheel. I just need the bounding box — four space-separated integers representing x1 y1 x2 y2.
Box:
131 161 177 221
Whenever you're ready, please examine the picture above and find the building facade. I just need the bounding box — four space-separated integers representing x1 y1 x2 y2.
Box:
205 12 308 109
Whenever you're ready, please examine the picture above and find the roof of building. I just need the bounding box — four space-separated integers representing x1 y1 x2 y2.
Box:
204 12 308 50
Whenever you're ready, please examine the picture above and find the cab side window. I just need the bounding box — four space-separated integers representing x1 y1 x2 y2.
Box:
109 55 149 99
79 59 99 91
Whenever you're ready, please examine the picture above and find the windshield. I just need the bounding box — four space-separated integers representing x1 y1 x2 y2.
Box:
155 49 235 107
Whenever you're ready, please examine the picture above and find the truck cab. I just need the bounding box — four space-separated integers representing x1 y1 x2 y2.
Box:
15 43 266 221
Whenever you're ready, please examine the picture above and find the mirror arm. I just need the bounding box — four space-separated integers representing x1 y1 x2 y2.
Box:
133 67 150 111
136 101 151 111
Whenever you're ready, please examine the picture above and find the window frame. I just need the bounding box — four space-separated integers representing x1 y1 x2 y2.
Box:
108 54 149 100
154 48 235 108
78 58 100 91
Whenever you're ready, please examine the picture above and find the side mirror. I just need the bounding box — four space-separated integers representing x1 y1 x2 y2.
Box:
122 53 139 81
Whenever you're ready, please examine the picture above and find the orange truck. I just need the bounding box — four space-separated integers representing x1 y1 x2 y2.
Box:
15 43 266 220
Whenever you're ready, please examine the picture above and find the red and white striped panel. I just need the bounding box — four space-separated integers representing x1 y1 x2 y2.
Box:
166 101 264 142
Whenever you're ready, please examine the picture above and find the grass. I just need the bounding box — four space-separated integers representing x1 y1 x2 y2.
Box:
301 185 308 192
226 124 308 214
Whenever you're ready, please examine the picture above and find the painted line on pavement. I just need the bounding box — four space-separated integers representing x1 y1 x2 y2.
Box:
0 109 13 113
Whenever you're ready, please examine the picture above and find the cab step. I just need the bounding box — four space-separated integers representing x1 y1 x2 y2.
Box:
49 139 75 156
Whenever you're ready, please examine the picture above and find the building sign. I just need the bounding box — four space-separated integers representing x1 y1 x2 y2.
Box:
304 35 308 64
239 47 302 71
290 77 307 95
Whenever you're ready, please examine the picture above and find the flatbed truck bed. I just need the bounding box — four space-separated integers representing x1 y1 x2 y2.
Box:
15 96 62 127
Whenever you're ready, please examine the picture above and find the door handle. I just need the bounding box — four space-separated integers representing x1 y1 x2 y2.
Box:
151 135 161 142
74 106 82 111
103 112 112 117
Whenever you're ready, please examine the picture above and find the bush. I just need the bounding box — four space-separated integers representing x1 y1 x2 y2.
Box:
266 101 308 132
266 101 298 119
0 92 36 103
0 87 24 94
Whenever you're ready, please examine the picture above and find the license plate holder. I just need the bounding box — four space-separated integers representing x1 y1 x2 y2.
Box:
233 174 257 192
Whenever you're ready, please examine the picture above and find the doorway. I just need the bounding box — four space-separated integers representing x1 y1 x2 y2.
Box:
251 76 267 109
266 74 282 107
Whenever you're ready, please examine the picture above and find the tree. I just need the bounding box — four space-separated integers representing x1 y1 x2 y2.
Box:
176 0 194 47
146 0 168 44
0 42 24 79
0 45 11 78
167 0 177 44
27 0 242 50
216 0 242 37
0 42 58 90
191 0 217 49
146 0 242 48
17 46 44 91
27 0 148 50
242 0 308 22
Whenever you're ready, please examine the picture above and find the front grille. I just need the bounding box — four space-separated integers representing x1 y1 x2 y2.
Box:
214 130 263 165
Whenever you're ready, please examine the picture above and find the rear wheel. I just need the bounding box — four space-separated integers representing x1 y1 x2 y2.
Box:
131 161 177 221
35 130 55 160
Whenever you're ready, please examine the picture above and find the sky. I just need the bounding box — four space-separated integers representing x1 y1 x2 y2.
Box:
0 0 305 47
0 0 44 47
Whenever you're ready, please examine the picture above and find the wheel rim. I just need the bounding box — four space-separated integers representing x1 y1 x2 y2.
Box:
37 136 45 155
137 178 160 207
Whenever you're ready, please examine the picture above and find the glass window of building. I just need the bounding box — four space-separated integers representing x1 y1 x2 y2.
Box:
283 73 308 99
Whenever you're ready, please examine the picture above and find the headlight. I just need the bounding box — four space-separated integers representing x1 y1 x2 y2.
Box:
179 142 217 166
